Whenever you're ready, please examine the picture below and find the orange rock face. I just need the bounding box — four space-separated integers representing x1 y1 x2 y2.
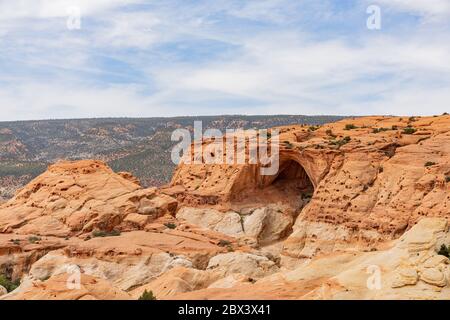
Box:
0 115 449 300
170 115 450 258
0 160 178 237
5 274 131 300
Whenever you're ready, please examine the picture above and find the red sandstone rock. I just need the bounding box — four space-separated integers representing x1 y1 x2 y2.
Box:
0 115 449 300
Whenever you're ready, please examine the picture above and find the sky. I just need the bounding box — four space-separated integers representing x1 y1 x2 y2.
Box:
0 0 449 121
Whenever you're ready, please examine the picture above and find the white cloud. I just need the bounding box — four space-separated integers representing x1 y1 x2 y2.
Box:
375 0 450 20
93 11 162 49
0 82 167 121
148 31 450 115
0 0 142 20
0 0 449 120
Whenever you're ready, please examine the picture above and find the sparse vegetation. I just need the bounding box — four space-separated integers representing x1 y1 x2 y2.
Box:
0 274 20 293
308 125 320 132
0 161 47 178
0 116 347 199
218 239 232 247
92 230 121 238
438 244 450 258
424 161 436 167
372 127 389 134
344 124 358 130
402 127 417 134
325 129 336 138
391 125 398 130
283 141 294 149
9 239 20 245
446 176 450 183
28 236 41 244
138 290 157 300
329 136 351 148
164 222 177 229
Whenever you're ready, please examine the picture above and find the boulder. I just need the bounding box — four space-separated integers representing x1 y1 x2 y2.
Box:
243 206 293 244
207 252 279 279
177 205 293 245
176 207 244 237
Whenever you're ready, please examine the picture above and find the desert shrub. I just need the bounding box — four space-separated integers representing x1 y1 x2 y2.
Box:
344 124 357 130
92 230 121 238
443 112 449 115
164 223 176 229
28 236 41 244
342 136 351 143
283 141 294 149
402 127 416 134
424 161 436 167
446 176 450 183
9 239 20 245
0 274 20 293
391 125 398 130
329 136 351 148
438 244 450 258
308 126 320 132
218 239 232 247
372 127 389 133
325 129 335 137
138 290 157 300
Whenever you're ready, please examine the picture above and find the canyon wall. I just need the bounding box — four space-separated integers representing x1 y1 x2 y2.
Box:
169 115 450 259
0 115 449 300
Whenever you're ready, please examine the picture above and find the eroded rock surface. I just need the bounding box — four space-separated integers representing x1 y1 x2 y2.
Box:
0 160 178 237
0 115 449 300
169 116 450 260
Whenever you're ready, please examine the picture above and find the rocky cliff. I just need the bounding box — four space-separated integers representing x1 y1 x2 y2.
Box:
0 115 449 300
169 115 449 262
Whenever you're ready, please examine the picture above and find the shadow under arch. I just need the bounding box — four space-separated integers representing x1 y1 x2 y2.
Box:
229 156 315 209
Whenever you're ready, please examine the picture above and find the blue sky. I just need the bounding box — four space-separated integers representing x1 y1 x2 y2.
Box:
0 0 449 120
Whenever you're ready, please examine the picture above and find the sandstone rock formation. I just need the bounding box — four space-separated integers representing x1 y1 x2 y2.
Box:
5 274 131 300
176 204 294 246
206 252 279 279
0 285 7 296
163 217 450 300
0 115 449 300
169 115 450 261
0 160 178 237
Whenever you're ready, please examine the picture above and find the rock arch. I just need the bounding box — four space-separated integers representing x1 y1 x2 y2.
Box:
228 155 316 209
